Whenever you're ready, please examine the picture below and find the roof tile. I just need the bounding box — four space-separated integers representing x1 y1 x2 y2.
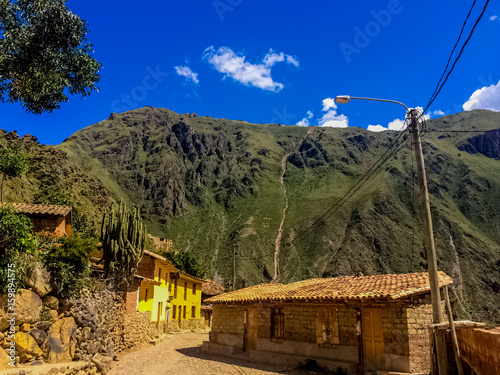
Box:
207 271 453 304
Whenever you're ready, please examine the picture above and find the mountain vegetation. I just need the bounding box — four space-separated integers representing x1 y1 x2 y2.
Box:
1 107 499 324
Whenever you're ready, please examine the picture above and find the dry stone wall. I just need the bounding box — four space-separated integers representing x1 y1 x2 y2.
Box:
1 288 159 374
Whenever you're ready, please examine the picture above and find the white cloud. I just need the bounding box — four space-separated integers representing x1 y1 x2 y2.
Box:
296 110 314 127
463 80 500 112
490 15 498 21
296 118 310 127
322 98 337 112
367 124 386 132
387 118 406 130
263 49 300 67
174 66 199 84
432 109 445 116
203 46 298 92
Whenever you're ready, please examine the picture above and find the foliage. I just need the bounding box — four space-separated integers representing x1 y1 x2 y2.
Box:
0 205 36 256
0 251 30 294
163 249 205 279
41 235 97 297
0 148 29 203
0 0 101 113
101 202 146 289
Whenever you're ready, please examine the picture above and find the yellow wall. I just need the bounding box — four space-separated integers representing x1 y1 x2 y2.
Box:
137 260 172 322
170 275 202 321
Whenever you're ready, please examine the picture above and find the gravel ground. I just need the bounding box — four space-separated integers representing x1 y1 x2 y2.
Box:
109 331 320 375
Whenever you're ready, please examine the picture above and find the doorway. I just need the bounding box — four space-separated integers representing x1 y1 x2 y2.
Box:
362 309 384 371
244 308 257 351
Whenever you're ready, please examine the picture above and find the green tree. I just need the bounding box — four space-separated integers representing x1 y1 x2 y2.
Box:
101 202 146 289
0 148 29 204
0 205 35 255
0 0 101 114
163 249 205 279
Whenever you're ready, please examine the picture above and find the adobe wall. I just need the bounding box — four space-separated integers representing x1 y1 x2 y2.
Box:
135 256 155 280
456 327 500 375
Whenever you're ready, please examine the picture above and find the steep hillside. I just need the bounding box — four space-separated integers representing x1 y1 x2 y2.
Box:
58 107 500 323
0 130 113 232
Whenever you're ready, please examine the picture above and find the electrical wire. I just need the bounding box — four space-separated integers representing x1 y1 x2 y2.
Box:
292 126 411 246
424 0 491 112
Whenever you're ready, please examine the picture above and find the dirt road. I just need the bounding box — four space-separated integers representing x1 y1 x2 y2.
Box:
109 331 315 375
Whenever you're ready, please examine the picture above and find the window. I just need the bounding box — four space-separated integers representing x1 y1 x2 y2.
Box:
271 307 284 340
145 288 149 301
192 283 197 295
183 306 187 319
191 306 196 318
158 267 162 282
315 307 339 345
172 305 176 319
184 282 188 300
174 278 178 299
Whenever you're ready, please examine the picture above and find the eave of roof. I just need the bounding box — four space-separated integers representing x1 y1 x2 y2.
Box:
206 271 453 304
5 203 72 216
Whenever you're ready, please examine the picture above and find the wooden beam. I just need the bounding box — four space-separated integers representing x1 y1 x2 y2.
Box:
444 286 464 375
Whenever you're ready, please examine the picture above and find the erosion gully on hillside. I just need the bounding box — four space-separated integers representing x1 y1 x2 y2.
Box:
273 129 311 282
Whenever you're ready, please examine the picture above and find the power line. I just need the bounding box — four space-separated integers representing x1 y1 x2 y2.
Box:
426 129 500 133
424 0 491 112
292 126 410 246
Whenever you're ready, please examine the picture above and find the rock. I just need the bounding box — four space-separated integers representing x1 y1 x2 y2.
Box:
47 309 58 322
29 329 47 345
42 296 59 311
102 343 114 357
92 353 112 374
42 336 74 364
10 290 42 326
47 317 77 345
87 340 101 355
35 321 52 331
42 317 78 364
30 359 44 366
25 262 52 297
0 347 13 370
20 323 30 332
14 332 43 363
0 332 4 341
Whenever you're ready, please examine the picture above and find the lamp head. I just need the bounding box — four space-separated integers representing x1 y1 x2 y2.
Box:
334 95 351 104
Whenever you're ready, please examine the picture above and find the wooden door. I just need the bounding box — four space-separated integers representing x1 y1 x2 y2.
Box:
245 308 257 351
362 309 384 370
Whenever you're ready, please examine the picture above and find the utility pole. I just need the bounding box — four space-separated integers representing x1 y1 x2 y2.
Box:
233 243 236 291
409 109 448 375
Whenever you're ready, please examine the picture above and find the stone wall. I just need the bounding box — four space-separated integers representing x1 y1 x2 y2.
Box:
211 305 244 336
122 311 157 349
456 327 500 375
1 288 160 373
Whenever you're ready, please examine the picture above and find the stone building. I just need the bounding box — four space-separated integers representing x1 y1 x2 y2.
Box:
9 203 72 236
204 271 453 374
201 279 226 328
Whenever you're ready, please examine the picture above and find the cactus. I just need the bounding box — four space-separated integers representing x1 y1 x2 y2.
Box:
101 202 146 289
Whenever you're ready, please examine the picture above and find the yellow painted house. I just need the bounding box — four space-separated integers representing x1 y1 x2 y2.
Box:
169 270 205 329
125 249 205 330
126 250 176 328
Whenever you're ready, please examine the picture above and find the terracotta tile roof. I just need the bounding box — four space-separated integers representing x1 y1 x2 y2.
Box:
143 250 176 270
202 279 226 296
7 203 72 216
206 271 453 304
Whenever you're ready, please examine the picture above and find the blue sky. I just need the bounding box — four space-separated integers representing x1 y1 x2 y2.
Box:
1 0 499 145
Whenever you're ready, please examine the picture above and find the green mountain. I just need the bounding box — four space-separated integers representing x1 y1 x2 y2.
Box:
56 107 500 323
0 130 113 233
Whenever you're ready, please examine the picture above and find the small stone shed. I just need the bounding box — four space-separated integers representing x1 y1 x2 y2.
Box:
204 271 453 374
9 203 72 236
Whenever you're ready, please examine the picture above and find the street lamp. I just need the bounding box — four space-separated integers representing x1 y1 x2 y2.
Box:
335 95 448 375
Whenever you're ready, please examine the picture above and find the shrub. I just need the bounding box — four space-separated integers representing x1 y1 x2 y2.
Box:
163 249 205 279
41 235 98 297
